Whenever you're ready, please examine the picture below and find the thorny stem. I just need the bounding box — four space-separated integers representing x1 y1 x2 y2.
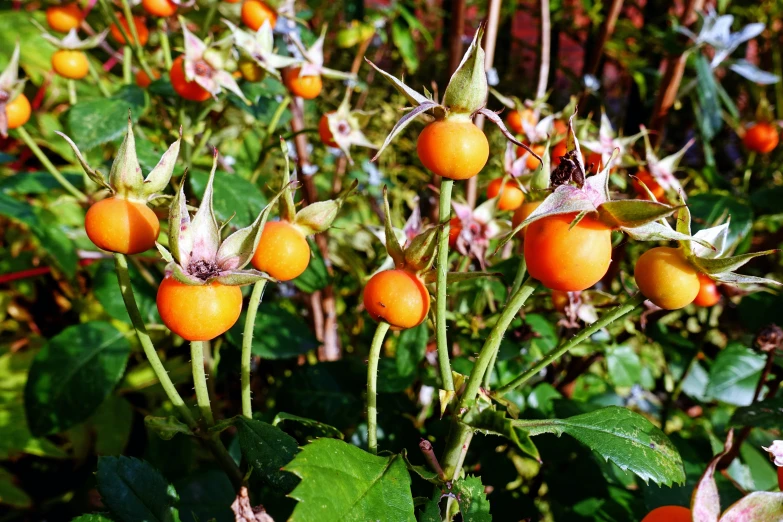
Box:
496 293 646 395
436 178 456 392
483 258 529 389
115 254 242 491
438 277 537 505
114 254 195 426
462 277 538 408
367 321 391 455
241 281 267 419
191 341 215 426
16 127 88 202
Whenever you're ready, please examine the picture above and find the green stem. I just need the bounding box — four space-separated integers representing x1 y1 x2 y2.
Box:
201 2 218 36
115 254 242 490
367 321 391 455
461 276 538 409
241 281 267 419
67 79 77 105
114 254 195 426
118 0 155 79
438 277 537 487
742 152 756 194
435 178 455 392
193 128 213 157
123 46 132 85
251 95 292 184
495 293 646 396
508 256 527 306
16 126 88 202
484 259 528 390
158 20 173 70
190 341 215 426
88 62 111 97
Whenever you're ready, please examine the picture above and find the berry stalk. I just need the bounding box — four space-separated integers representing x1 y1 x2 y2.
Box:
241 280 267 419
495 292 646 395
435 178 456 392
190 340 215 426
367 321 390 455
16 126 88 202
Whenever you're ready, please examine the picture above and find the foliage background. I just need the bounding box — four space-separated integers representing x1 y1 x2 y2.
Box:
0 0 782 520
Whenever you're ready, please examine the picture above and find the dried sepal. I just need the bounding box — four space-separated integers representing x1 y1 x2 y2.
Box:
0 43 26 138
597 200 680 229
39 27 109 50
214 269 274 286
476 107 542 162
289 26 355 81
55 131 112 191
56 114 180 199
110 117 145 198
293 180 358 236
691 431 733 521
224 20 299 79
187 149 222 269
371 101 438 161
442 24 487 114
181 21 249 103
324 96 376 163
403 225 439 272
382 186 406 268
364 58 432 106
142 127 183 197
168 172 193 266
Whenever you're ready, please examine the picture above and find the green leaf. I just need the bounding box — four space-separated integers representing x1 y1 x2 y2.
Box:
66 86 148 151
285 438 416 522
606 345 642 388
418 499 441 522
454 475 491 522
688 193 753 250
516 406 685 486
175 470 235 522
70 515 115 522
93 260 160 325
730 397 783 429
293 241 330 293
694 54 722 141
145 416 193 441
227 302 318 359
236 417 300 492
391 18 419 73
0 171 84 195
190 170 267 227
396 323 428 377
0 194 78 278
92 395 133 455
0 11 57 83
24 323 131 436
0 465 30 508
463 408 540 462
97 456 179 522
272 412 344 441
704 343 766 406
